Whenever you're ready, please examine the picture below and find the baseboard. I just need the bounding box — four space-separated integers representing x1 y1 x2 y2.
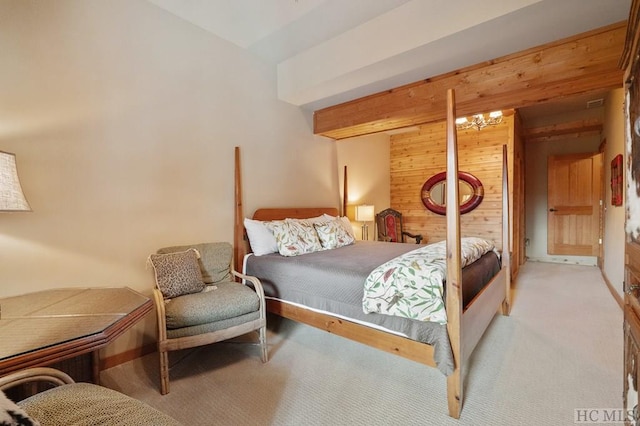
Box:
600 269 623 311
100 343 156 371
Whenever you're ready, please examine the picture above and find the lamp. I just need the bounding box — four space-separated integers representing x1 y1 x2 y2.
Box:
455 111 503 131
0 151 31 212
355 204 374 241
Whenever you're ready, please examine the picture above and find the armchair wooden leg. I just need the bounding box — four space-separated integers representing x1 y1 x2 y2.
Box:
159 349 170 395
259 326 268 363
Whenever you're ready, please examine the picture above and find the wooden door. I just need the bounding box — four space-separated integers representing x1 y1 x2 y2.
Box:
547 152 602 256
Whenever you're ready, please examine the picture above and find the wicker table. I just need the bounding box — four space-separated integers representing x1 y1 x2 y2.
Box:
0 287 152 383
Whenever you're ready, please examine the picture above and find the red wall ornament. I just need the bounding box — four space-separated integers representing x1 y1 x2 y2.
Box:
611 154 623 206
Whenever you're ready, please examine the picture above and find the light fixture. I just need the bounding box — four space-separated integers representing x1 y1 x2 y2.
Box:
455 111 503 131
0 151 31 212
355 204 374 241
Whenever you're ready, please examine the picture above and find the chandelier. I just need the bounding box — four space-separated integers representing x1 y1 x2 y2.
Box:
455 111 503 131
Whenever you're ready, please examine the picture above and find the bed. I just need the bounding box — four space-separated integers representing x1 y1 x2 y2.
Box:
232 89 511 418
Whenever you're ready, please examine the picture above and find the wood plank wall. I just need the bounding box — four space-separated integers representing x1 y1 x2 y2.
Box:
391 112 524 276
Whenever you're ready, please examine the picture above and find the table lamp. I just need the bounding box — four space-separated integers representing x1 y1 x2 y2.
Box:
355 204 374 241
0 151 31 212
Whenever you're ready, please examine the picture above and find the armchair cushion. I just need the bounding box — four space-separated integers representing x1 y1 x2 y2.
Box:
164 282 260 329
149 249 205 299
19 383 181 425
157 242 232 284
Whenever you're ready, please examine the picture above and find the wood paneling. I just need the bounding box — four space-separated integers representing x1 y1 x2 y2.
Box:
390 112 524 275
315 22 625 140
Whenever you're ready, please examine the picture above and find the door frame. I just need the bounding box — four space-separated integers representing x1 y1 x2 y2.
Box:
546 151 603 258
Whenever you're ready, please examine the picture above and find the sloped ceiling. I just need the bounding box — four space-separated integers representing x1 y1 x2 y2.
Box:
146 0 631 111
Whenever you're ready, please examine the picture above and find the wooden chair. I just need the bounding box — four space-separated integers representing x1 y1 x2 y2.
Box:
150 242 267 395
375 208 423 244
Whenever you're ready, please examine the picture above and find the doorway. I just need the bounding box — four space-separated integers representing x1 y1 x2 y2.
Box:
547 152 602 256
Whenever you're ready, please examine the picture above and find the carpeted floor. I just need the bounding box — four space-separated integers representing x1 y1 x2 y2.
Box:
101 262 622 425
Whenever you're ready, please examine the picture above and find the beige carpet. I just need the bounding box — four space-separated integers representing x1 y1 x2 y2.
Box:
101 262 622 425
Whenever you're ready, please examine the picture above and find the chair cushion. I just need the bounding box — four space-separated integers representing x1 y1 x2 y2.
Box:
157 242 232 284
19 383 181 425
149 248 205 299
164 282 260 329
166 311 261 340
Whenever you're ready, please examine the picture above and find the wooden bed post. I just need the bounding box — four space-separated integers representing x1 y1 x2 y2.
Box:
342 165 348 217
234 146 245 274
445 89 463 419
501 145 512 315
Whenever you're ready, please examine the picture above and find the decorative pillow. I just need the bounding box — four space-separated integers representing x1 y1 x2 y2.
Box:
0 390 39 426
304 214 332 224
269 218 323 256
338 216 355 238
157 242 232 284
244 218 278 256
314 218 355 249
321 214 355 238
149 248 205 299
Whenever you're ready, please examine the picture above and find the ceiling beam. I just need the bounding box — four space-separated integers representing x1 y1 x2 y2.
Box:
524 118 603 140
524 118 603 143
314 22 626 140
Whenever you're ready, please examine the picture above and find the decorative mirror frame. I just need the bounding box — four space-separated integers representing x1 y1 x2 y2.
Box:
421 171 484 215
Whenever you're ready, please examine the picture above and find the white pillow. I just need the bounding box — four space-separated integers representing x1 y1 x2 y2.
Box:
244 218 278 256
270 218 323 256
314 218 355 249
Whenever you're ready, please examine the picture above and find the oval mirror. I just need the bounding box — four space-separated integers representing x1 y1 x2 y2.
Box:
421 171 484 215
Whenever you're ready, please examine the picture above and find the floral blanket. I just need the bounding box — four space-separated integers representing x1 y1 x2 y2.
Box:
362 237 497 324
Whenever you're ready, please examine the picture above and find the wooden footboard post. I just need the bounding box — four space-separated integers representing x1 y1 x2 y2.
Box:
445 88 463 419
501 145 512 316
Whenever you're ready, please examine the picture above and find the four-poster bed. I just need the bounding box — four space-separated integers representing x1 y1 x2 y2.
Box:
233 89 511 418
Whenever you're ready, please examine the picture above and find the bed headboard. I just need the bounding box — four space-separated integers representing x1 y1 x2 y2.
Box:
252 207 338 221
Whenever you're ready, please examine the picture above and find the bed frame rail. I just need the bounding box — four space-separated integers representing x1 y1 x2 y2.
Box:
267 300 437 367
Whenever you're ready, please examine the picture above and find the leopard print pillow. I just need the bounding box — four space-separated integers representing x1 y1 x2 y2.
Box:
149 248 205 299
0 390 39 425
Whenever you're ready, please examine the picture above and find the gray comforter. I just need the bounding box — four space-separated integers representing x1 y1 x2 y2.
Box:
244 241 456 375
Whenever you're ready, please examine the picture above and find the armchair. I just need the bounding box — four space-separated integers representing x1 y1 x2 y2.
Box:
149 242 267 395
0 367 181 425
375 208 424 244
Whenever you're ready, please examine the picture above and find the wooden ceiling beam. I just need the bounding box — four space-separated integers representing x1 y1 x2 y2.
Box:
525 130 602 143
314 22 626 140
524 118 604 142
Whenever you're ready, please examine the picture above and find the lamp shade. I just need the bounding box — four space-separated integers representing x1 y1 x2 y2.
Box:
0 151 31 212
355 204 374 222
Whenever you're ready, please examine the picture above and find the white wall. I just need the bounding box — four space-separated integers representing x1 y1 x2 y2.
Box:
602 88 626 298
336 133 390 240
0 0 338 356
